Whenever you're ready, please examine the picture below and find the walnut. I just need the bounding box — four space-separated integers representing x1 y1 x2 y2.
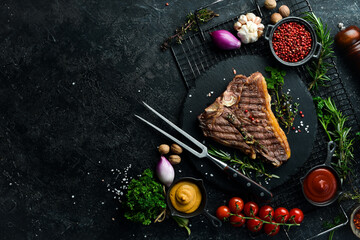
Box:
279 5 290 18
158 144 170 155
264 0 276 10
169 155 181 165
171 144 183 154
270 13 283 24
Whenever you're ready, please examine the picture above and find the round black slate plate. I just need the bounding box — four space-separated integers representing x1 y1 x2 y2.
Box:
181 55 317 192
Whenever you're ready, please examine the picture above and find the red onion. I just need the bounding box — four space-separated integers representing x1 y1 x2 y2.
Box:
210 30 241 50
156 156 175 187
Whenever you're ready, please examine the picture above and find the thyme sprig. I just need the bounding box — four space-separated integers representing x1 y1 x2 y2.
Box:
303 12 335 91
208 146 279 180
161 9 219 50
313 97 355 181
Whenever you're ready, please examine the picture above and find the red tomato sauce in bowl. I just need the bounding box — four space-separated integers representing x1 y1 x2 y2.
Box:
303 168 338 203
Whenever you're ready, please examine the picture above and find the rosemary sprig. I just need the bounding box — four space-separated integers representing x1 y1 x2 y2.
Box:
161 9 219 51
303 12 335 91
313 97 355 181
208 146 279 180
265 67 299 132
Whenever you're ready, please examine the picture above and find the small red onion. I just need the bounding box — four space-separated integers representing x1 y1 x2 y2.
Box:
210 30 241 50
156 156 175 187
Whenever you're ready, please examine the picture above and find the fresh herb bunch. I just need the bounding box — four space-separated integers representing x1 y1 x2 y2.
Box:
265 67 299 132
124 169 166 225
313 97 355 181
208 146 279 181
161 9 219 50
303 12 335 91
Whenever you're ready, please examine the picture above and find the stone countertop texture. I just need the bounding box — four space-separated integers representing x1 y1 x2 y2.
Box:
0 0 359 239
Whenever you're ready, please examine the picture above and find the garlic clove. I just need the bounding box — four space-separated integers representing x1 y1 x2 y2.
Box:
240 25 249 34
248 32 258 43
245 13 256 22
257 29 264 38
237 30 250 44
234 21 242 31
238 15 247 24
247 21 258 33
253 16 262 25
257 23 265 31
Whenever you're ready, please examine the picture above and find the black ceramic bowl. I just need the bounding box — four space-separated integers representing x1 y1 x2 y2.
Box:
350 205 360 238
264 16 322 67
166 177 221 227
300 142 342 207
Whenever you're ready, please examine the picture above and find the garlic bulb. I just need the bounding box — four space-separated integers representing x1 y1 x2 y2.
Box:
234 13 263 44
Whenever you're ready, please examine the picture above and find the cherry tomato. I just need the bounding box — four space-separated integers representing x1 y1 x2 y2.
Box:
246 217 263 232
244 201 259 217
216 206 231 221
259 205 274 222
289 208 304 224
264 221 280 236
229 213 246 227
228 197 244 214
274 207 290 223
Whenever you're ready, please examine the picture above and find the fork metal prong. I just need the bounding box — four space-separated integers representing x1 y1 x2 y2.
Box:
142 101 207 155
134 114 205 158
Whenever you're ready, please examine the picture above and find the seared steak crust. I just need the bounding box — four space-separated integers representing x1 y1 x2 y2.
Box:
198 72 291 167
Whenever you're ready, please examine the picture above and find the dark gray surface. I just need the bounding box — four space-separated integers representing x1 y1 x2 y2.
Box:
0 0 359 239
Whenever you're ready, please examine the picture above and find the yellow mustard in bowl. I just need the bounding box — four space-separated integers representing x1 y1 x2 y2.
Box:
169 181 202 214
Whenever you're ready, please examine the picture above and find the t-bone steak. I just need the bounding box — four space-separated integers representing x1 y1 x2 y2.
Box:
198 72 291 167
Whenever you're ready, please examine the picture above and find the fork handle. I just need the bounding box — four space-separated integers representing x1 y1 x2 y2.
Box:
223 165 273 200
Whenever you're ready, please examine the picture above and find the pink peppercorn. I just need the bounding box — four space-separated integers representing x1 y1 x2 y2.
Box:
272 22 312 62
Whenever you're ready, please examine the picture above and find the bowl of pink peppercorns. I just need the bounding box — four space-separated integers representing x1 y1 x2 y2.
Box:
264 17 322 67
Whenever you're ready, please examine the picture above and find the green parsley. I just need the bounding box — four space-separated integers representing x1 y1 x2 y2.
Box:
124 169 166 225
265 67 299 132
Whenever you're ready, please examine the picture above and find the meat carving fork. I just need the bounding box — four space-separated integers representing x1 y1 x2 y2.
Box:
135 101 273 200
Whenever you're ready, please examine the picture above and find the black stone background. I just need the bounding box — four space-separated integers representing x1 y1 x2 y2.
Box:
0 0 359 239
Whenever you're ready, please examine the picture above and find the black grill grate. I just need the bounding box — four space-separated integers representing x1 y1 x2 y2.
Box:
172 0 359 218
